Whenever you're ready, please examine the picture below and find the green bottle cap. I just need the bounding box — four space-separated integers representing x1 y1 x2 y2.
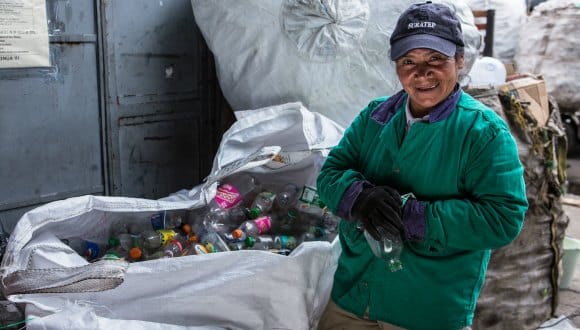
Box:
248 208 261 219
245 236 256 247
287 209 298 219
108 237 120 247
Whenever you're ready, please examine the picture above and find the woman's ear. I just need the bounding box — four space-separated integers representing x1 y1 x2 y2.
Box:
456 54 465 70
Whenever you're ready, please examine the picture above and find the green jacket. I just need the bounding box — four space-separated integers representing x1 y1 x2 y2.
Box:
317 90 527 329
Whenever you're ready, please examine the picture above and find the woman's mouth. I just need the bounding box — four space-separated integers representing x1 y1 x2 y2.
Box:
415 83 439 91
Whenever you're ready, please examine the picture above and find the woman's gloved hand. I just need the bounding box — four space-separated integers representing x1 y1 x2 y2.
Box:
352 185 404 240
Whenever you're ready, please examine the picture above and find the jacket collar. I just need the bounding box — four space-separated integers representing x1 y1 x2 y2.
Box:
371 84 462 125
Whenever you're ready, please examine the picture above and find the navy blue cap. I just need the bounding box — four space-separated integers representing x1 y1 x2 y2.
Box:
390 1 464 60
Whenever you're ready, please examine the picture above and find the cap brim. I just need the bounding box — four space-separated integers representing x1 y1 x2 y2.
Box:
390 34 457 60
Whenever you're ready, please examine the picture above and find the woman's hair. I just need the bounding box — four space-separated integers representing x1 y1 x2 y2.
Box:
455 46 465 59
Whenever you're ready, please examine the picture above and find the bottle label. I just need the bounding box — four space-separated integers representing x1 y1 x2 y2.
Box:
278 235 298 249
299 185 318 203
254 216 272 234
171 240 184 252
214 183 242 209
193 243 208 255
85 241 102 260
158 229 177 245
150 212 165 230
299 185 324 208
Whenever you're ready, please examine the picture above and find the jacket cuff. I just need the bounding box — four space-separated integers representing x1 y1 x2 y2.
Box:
402 199 426 242
336 180 373 219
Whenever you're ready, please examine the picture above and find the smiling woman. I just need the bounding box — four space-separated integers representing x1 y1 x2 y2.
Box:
316 2 528 329
395 49 463 117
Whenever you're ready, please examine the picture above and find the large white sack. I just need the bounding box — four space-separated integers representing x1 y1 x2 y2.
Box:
191 0 480 128
465 0 527 63
1 103 344 329
514 0 580 111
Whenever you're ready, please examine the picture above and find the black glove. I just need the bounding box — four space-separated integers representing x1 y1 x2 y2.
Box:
352 185 403 240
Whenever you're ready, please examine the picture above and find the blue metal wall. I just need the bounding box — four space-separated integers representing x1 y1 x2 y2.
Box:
0 0 231 233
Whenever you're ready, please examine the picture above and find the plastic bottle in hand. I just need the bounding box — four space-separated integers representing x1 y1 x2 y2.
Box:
362 226 403 272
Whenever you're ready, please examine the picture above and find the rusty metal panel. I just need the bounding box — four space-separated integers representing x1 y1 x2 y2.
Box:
0 0 104 231
103 0 223 198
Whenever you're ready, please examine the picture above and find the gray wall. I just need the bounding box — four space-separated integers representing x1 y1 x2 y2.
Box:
0 0 232 233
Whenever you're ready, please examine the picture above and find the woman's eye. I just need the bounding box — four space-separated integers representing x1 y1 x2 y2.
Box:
429 56 447 65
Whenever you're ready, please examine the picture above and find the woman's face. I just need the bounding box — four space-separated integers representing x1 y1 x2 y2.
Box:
395 48 464 117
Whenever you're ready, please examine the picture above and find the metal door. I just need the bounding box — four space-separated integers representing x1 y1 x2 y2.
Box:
0 0 231 233
102 0 230 199
0 0 104 233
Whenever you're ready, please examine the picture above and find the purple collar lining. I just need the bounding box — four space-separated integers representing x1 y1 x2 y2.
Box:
371 85 462 125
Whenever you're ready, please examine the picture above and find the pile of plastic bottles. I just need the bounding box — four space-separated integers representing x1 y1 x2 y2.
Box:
62 174 340 262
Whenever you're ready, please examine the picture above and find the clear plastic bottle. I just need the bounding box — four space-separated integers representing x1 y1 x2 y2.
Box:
141 249 164 261
271 209 305 235
203 205 249 233
163 239 185 258
200 230 230 253
150 211 183 231
214 174 258 209
273 183 300 211
139 229 178 252
202 174 258 232
363 228 403 272
300 226 326 242
101 237 128 261
236 216 272 237
62 237 108 261
245 235 274 250
248 191 276 218
273 235 300 250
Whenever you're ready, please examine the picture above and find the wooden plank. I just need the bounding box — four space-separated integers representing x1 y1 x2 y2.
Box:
562 196 580 207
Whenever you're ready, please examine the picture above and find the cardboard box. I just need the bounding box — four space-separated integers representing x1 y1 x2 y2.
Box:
504 62 517 76
500 76 549 127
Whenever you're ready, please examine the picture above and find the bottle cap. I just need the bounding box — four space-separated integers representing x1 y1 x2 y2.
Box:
204 242 217 253
248 208 261 219
181 223 192 235
102 252 122 261
188 234 199 243
232 229 244 239
129 247 142 260
108 237 120 247
245 236 256 247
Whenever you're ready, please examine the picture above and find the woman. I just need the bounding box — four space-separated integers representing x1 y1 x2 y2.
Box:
316 2 528 329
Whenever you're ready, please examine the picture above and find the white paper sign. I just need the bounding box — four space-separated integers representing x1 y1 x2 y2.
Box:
0 0 49 68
